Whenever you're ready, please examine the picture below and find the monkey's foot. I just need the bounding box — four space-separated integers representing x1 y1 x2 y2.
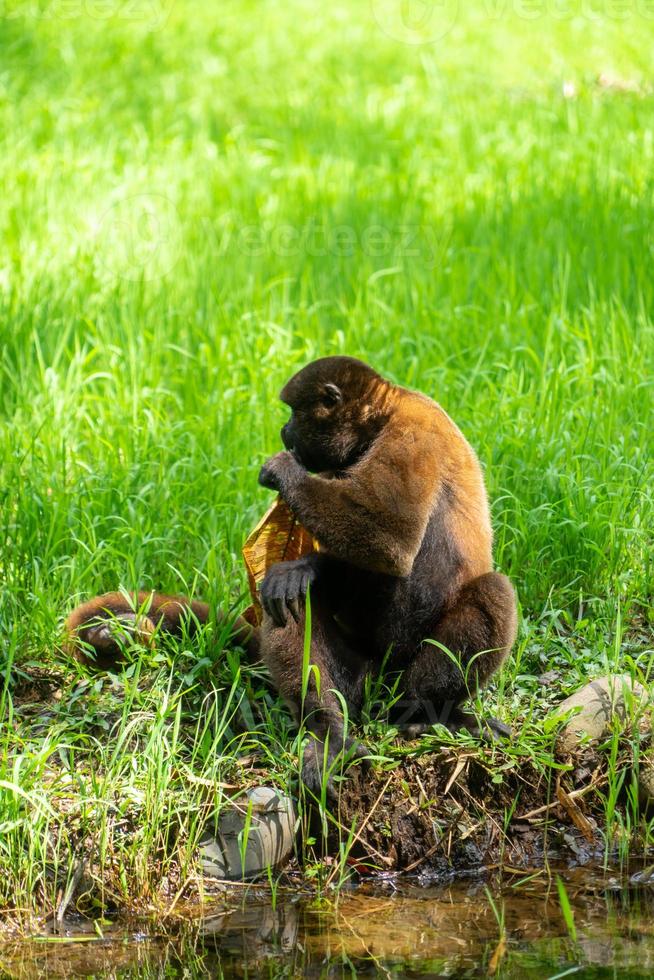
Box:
444 709 512 742
396 710 511 742
300 734 370 802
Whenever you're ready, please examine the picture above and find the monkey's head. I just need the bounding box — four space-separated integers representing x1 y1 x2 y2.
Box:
279 356 391 472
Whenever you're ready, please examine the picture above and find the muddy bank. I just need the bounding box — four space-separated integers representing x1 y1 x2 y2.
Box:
301 675 653 877
319 739 630 876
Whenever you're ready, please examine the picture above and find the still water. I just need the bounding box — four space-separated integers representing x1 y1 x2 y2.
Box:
2 866 654 978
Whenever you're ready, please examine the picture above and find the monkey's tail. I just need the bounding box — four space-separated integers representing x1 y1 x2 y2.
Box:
63 591 260 670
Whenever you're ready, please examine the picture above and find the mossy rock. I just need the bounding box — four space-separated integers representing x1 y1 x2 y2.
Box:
552 674 649 754
198 787 297 881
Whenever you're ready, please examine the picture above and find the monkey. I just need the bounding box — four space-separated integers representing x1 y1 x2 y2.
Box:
255 356 517 797
64 356 517 800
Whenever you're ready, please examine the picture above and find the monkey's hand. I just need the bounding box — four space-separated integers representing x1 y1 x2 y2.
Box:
258 451 304 493
260 555 319 627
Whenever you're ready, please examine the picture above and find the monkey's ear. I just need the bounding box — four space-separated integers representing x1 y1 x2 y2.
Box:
322 383 342 406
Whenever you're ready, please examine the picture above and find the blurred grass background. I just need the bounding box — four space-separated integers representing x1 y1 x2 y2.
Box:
1 0 652 687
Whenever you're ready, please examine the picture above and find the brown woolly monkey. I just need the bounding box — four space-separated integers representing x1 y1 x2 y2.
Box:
256 356 517 796
65 356 517 799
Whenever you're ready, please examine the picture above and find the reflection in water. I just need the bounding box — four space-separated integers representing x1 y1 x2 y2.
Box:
3 866 654 977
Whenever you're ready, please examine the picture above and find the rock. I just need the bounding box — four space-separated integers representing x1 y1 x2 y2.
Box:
198 786 297 881
552 674 649 754
538 670 560 687
631 864 654 886
636 750 654 812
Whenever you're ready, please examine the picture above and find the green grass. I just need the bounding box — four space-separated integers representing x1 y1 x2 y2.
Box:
0 0 653 928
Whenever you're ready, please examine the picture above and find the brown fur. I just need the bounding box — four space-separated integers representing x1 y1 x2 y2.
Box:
64 591 258 669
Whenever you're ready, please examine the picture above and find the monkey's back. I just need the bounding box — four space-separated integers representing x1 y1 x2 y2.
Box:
395 388 493 579
328 387 494 659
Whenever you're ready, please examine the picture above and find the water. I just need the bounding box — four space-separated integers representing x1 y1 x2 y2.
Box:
3 866 654 978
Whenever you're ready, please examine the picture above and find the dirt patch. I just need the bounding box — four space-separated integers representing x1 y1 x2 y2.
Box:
324 742 616 876
10 668 64 710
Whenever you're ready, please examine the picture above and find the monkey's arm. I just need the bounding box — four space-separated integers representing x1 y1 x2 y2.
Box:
259 431 440 577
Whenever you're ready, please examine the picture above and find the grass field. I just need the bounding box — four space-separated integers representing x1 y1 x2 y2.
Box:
1 0 653 927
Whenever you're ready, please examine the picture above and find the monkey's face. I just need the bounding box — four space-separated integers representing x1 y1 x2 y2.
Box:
280 387 352 472
279 356 388 472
